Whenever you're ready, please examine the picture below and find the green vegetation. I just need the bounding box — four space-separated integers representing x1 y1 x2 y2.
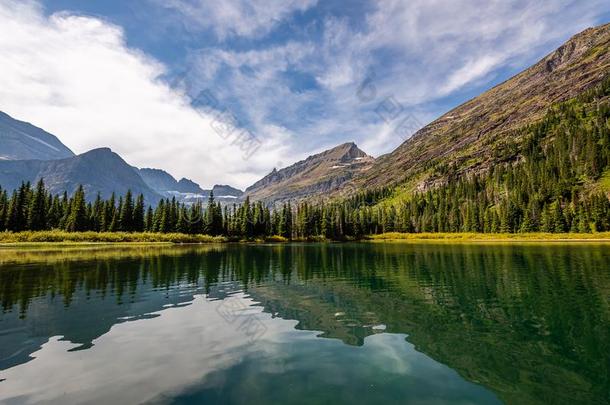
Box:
0 230 225 244
328 76 610 236
369 232 610 241
1 78 609 241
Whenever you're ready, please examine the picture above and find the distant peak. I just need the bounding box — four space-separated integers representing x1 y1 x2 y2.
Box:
330 142 369 161
331 141 357 150
212 184 243 197
86 147 112 153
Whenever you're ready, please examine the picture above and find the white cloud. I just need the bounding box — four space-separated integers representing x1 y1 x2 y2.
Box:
361 0 607 98
440 55 503 96
0 0 292 189
186 0 609 160
154 0 318 40
1 0 608 193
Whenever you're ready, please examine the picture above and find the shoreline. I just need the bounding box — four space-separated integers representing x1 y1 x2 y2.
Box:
365 232 610 243
2 231 610 247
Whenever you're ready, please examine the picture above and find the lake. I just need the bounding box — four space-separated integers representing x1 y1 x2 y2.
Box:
0 243 608 404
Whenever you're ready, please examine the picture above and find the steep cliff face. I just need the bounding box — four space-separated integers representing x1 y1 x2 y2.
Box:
245 142 374 204
0 111 74 161
350 22 610 193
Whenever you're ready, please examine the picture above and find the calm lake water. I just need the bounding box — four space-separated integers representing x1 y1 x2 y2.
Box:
0 243 608 404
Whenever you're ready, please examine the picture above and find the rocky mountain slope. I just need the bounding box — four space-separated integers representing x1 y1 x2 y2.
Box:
138 168 187 194
138 168 206 194
0 111 75 161
350 22 610 194
245 142 374 204
138 168 243 204
0 148 162 203
0 110 245 205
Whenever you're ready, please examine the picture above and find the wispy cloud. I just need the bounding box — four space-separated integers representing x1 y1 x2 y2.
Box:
178 0 610 157
152 0 318 40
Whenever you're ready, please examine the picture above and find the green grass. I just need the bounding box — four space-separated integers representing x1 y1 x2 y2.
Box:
0 231 227 244
367 232 610 242
2 231 610 246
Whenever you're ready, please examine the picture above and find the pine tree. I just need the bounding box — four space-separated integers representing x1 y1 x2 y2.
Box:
27 179 47 231
66 186 87 232
145 206 154 232
133 194 145 232
119 190 134 232
90 193 104 232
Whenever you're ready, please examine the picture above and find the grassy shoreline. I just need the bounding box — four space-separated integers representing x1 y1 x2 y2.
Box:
367 232 610 242
0 231 227 245
1 231 610 246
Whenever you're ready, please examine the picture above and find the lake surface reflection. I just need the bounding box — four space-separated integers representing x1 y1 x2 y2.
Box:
0 243 608 404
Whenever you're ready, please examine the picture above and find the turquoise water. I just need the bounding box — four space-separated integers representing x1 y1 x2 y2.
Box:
0 243 608 404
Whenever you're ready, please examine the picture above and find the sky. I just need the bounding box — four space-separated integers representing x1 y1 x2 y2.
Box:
1 0 609 189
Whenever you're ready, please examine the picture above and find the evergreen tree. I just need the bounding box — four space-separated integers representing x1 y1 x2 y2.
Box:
119 190 134 232
27 179 47 231
133 194 145 232
66 186 87 232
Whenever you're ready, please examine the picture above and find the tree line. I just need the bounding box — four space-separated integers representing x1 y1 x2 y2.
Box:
1 78 610 239
0 180 299 238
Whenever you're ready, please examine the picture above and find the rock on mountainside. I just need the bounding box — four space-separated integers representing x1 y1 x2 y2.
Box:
0 148 162 204
350 22 610 194
0 111 75 161
245 142 374 204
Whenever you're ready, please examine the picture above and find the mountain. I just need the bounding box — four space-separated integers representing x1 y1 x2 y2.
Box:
0 148 162 203
0 110 249 206
351 22 610 194
177 178 204 194
246 142 374 204
138 168 206 194
138 168 184 193
0 111 164 203
0 111 74 161
212 184 243 199
138 168 243 204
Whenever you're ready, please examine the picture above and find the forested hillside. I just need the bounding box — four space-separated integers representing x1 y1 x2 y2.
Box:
1 75 609 239
353 22 610 192
1 74 609 241
324 77 610 236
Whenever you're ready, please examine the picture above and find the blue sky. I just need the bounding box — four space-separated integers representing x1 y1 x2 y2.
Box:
1 1 609 188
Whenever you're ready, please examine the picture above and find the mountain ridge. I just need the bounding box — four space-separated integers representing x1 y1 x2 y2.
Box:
0 111 75 161
0 110 245 204
245 142 374 204
0 147 163 204
350 22 610 193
